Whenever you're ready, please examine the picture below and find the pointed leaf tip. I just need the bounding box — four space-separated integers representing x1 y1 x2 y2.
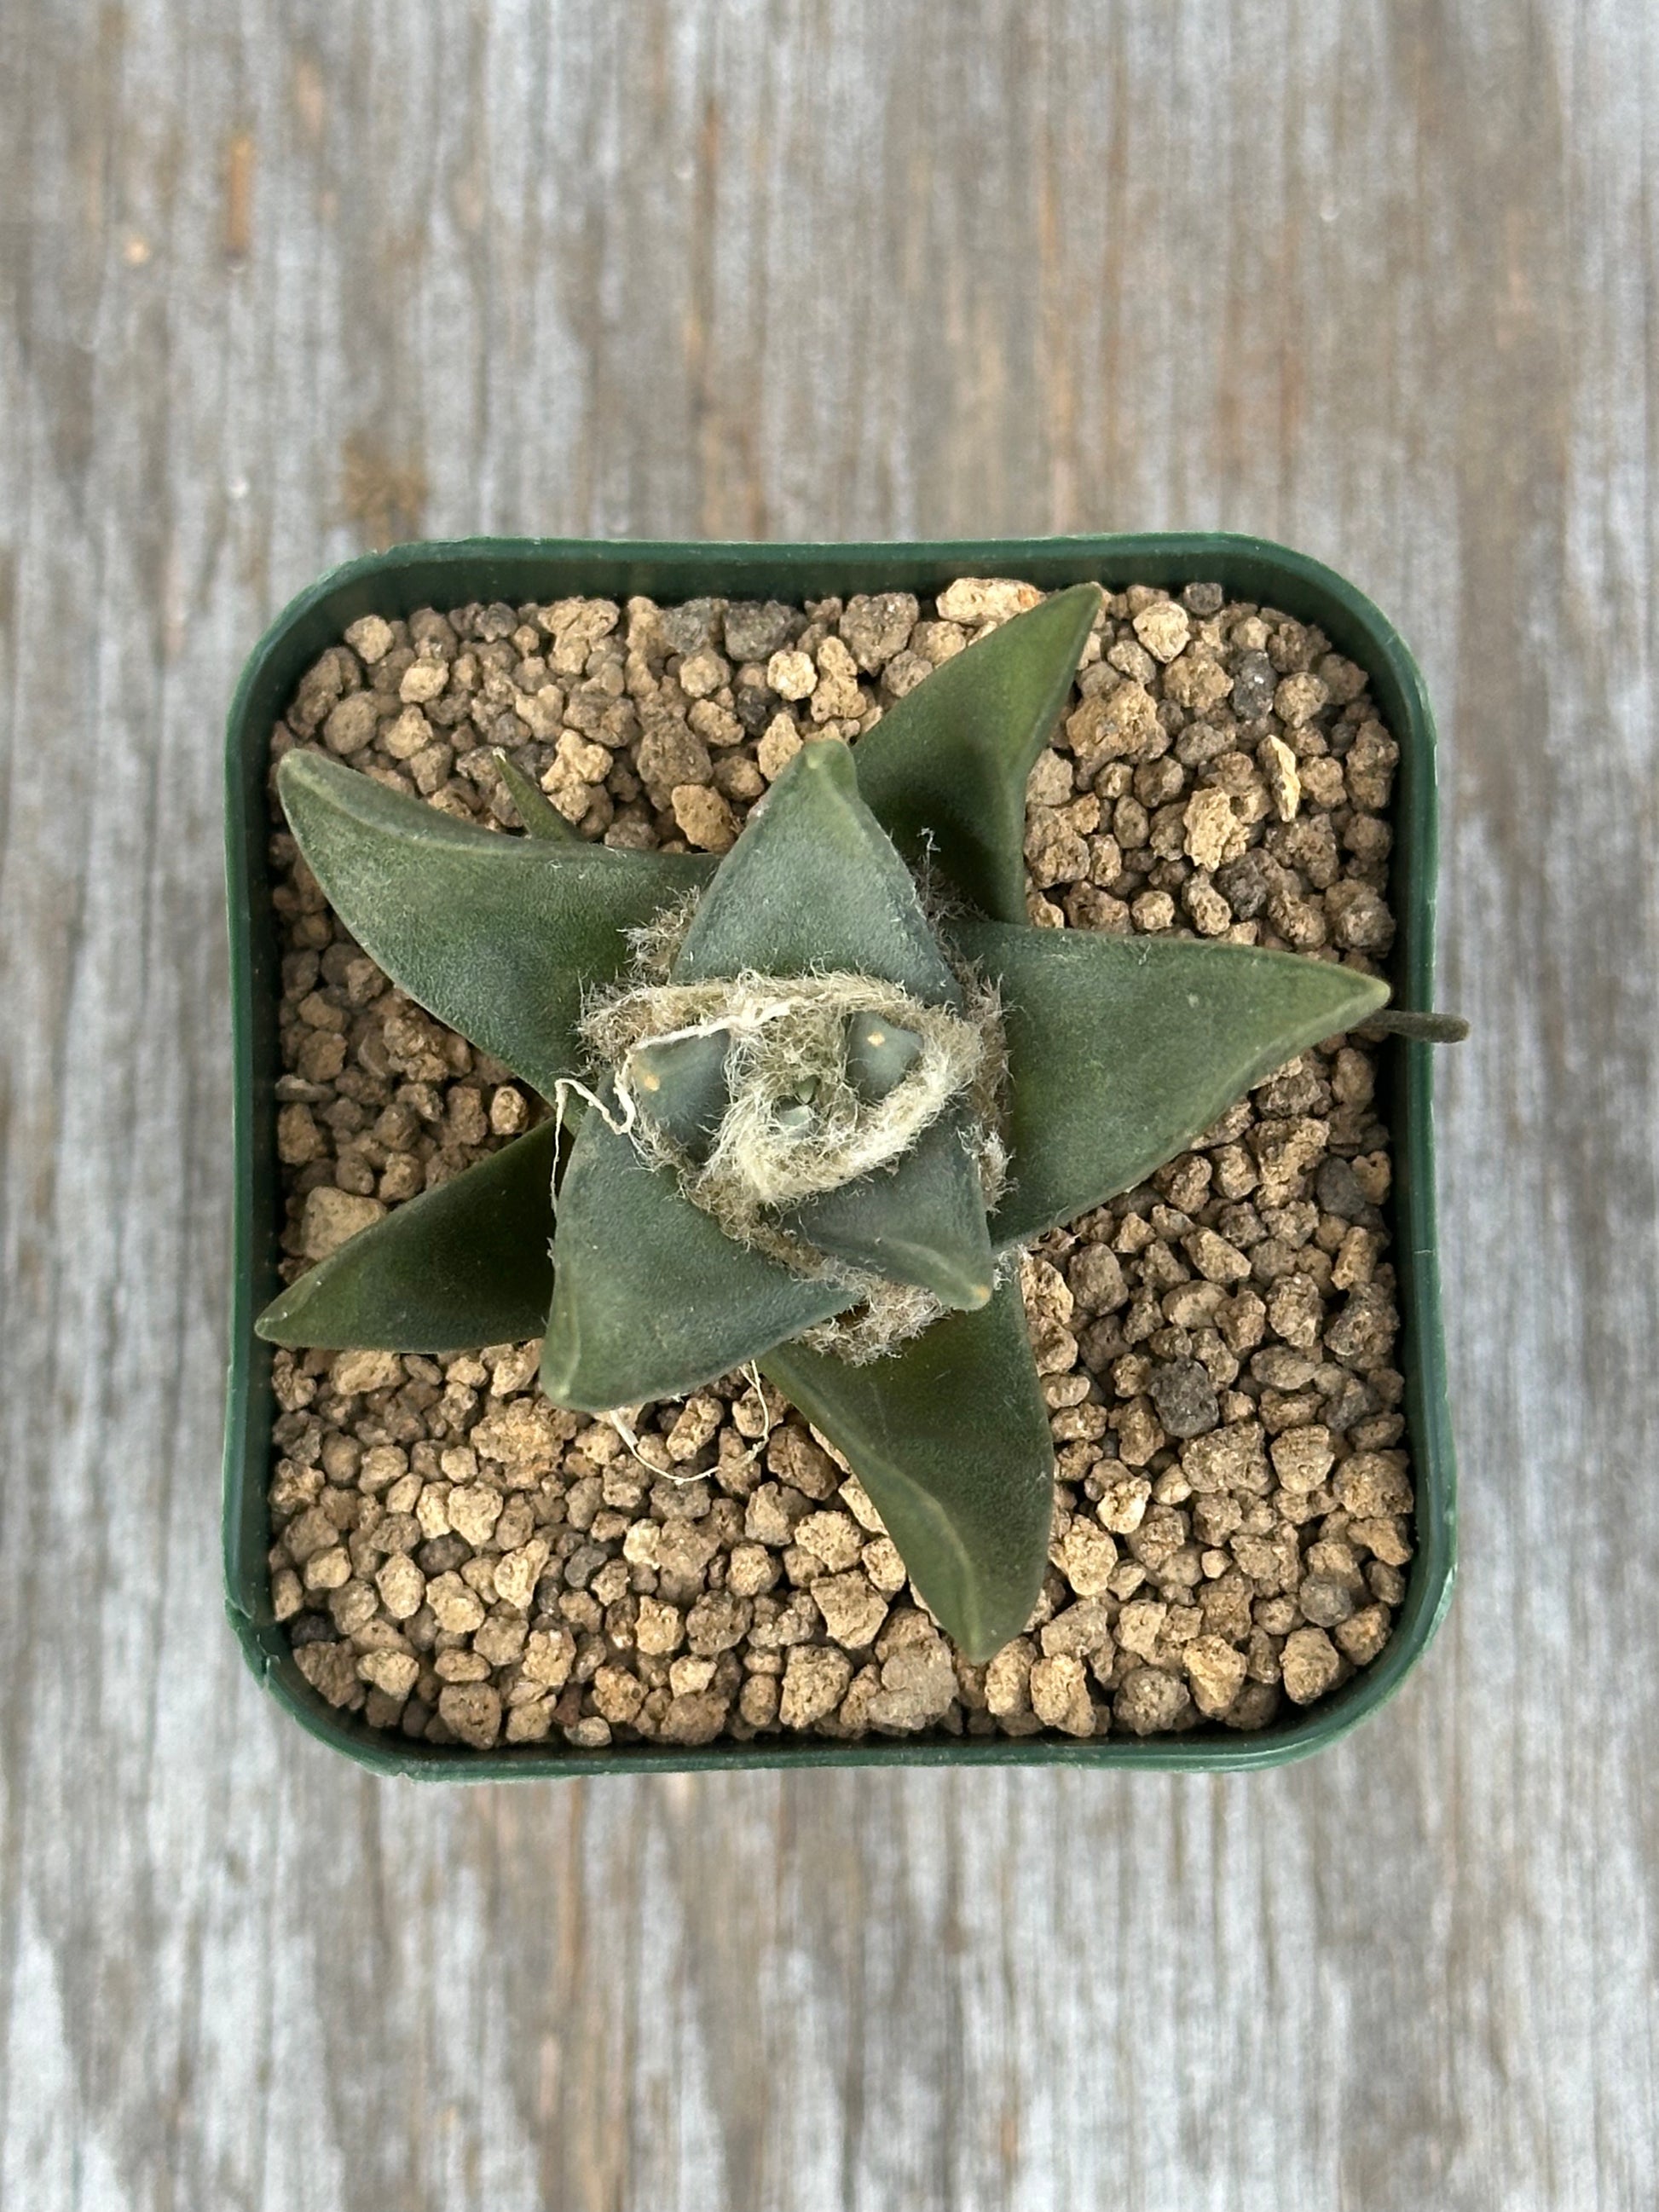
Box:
762 1276 1053 1660
492 748 581 841
275 749 713 1096
256 1119 560 1352
671 735 960 1000
949 922 1391 1248
789 1114 997 1313
853 581 1103 922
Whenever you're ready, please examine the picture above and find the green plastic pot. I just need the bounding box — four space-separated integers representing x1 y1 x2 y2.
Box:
224 534 1457 1778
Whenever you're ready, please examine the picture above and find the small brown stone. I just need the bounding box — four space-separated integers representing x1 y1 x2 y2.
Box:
295 1641 363 1709
1298 1574 1358 1629
323 692 381 756
1270 1424 1336 1493
374 1554 425 1620
1333 1453 1413 1518
299 1186 385 1260
1181 1419 1269 1495
1131 600 1190 663
935 577 1041 624
427 1573 486 1635
811 1572 888 1649
780 1645 854 1727
1259 735 1301 821
1056 1516 1118 1597
1029 1655 1096 1736
686 1591 750 1655
328 1349 403 1396
1280 1626 1342 1704
437 1682 502 1747
984 1637 1037 1716
1185 1227 1252 1285
446 1481 505 1548
345 614 395 664
766 648 818 701
671 783 738 852
1183 1634 1248 1718
358 1649 419 1700
522 1626 576 1689
1334 1603 1393 1665
658 1690 730 1746
1184 788 1243 870
592 1665 646 1726
1113 1666 1193 1736
1097 1474 1152 1533
867 1638 957 1730
795 1510 864 1573
739 1673 781 1727
400 656 450 707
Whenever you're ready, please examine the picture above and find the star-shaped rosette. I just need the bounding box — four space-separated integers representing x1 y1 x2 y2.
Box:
259 586 1388 1657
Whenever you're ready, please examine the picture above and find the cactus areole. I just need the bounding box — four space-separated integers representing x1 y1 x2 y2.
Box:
257 585 1438 1660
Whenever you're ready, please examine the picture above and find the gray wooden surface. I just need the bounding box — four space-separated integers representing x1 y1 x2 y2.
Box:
3 3 1654 2205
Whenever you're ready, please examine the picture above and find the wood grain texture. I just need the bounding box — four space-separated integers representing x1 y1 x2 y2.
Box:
2 2 1655 2204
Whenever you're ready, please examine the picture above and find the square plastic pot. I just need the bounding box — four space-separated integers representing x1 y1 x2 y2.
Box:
225 534 1457 1778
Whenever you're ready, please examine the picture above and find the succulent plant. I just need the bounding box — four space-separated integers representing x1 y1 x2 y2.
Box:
259 584 1430 1661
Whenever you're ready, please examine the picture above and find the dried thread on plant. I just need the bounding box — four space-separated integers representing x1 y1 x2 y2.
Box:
582 968 1004 1223
621 888 703 985
575 966 1010 1363
544 1074 635 1233
604 1362 776 1480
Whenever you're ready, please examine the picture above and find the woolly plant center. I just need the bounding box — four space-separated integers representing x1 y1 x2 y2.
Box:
582 970 997 1244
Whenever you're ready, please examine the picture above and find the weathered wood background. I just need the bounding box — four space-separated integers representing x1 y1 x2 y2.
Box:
3 3 1655 2205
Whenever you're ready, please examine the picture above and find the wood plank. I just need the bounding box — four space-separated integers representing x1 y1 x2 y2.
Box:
2 1 1656 2205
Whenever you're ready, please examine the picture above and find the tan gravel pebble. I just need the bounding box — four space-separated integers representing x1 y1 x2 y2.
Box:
374 1554 425 1620
1131 600 1190 663
1335 1604 1393 1665
267 578 1413 1750
1280 1626 1343 1704
936 577 1043 624
868 1638 957 1730
671 783 738 852
295 1642 361 1708
1183 788 1241 871
795 1510 864 1572
447 1481 505 1547
766 648 818 701
812 1573 889 1649
1056 1517 1118 1597
1183 1634 1249 1718
1260 734 1302 821
299 1186 385 1260
781 1645 853 1727
659 1691 729 1746
344 614 394 665
328 1349 403 1395
1113 1666 1194 1736
1029 1655 1096 1736
1270 1424 1337 1493
984 1638 1036 1717
358 1649 419 1699
437 1683 502 1747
